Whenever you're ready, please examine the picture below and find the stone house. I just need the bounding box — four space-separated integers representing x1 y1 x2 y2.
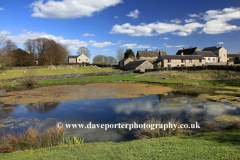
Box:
136 49 167 62
202 46 227 64
193 51 219 65
68 53 89 63
154 53 205 68
118 57 134 68
124 60 154 71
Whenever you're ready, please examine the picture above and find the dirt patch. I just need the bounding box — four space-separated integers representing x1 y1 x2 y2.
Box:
0 83 173 105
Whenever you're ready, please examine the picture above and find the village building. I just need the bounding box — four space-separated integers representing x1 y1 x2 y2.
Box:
118 57 134 68
202 46 227 64
68 53 89 63
136 49 167 62
153 52 205 68
193 51 219 65
124 60 154 71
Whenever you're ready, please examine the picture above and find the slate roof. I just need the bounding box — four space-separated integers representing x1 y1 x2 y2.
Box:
202 46 223 51
68 56 78 58
161 55 204 60
194 51 218 57
124 60 146 70
176 47 200 55
119 58 129 63
137 51 167 57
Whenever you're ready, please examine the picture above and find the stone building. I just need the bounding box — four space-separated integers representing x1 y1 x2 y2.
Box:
136 49 167 62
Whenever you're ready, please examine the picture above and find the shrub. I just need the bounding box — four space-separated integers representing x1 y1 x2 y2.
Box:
157 64 162 68
225 121 240 130
22 70 38 87
135 117 182 140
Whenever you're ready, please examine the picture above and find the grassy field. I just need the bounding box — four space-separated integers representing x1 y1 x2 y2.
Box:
1 130 239 159
0 66 120 79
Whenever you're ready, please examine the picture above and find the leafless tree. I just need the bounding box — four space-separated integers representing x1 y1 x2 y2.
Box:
77 47 91 58
1 39 18 66
116 48 124 62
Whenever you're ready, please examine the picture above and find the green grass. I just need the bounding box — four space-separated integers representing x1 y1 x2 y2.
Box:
0 66 120 79
1 130 239 159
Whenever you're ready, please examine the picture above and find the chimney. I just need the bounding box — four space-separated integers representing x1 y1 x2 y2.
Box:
146 49 148 52
156 49 158 52
183 48 185 50
181 52 183 56
190 46 192 49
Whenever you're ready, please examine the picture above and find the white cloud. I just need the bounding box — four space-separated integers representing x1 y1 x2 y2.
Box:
218 42 224 44
110 22 204 36
126 9 140 19
0 30 11 36
100 49 110 52
4 30 88 51
30 0 123 19
89 40 96 43
185 19 195 23
92 41 120 48
83 33 95 36
175 45 186 47
166 46 173 48
0 7 4 11
188 14 200 17
114 16 118 18
163 37 169 40
202 7 240 34
119 43 150 49
170 19 181 24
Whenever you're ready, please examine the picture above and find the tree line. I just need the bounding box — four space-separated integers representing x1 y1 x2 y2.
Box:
0 37 70 67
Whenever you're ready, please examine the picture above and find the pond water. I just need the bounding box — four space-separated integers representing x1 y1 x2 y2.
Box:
0 90 239 143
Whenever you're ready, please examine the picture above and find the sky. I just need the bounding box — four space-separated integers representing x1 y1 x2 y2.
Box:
0 0 240 62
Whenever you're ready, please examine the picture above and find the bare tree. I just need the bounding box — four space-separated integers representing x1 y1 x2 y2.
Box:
1 39 18 66
58 43 70 63
116 48 124 62
106 56 117 64
77 47 91 58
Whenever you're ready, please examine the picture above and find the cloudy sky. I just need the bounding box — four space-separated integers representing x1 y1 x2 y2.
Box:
1 0 240 62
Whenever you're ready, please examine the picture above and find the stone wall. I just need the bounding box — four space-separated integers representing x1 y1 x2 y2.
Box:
134 65 240 73
0 71 133 83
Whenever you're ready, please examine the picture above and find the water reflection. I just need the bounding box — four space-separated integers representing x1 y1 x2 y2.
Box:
0 92 239 142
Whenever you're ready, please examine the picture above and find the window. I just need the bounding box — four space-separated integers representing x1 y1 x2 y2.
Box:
208 58 210 62
189 59 192 63
199 59 202 62
181 59 184 63
167 59 171 63
213 58 215 62
145 56 147 58
202 64 205 66
79 59 80 61
177 65 179 67
150 56 152 58
167 64 171 67
86 59 88 61
181 64 184 67
193 64 195 67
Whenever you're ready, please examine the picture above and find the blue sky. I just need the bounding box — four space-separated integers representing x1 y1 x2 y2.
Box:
0 0 240 62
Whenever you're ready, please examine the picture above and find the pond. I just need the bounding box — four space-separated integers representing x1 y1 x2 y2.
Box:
0 84 240 143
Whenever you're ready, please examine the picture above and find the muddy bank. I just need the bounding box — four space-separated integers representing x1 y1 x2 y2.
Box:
0 83 173 105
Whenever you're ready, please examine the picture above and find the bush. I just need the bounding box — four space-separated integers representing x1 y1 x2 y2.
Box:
22 70 38 87
135 117 182 140
225 121 240 130
157 64 162 68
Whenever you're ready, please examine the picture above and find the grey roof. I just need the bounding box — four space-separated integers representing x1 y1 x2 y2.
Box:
161 55 204 60
194 51 218 57
227 54 238 58
119 57 133 63
137 51 167 57
68 56 78 58
153 60 161 65
176 47 200 55
202 46 223 51
124 60 146 70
